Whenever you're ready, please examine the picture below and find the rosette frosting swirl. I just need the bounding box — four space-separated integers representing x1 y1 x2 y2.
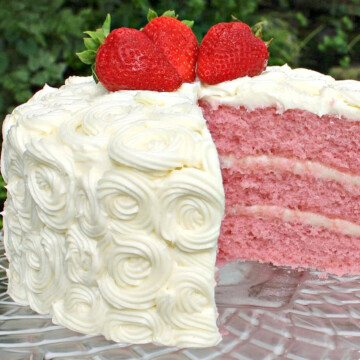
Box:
17 103 69 138
98 169 154 234
52 284 106 334
65 226 100 285
22 227 68 314
24 139 75 232
5 151 27 212
7 256 28 306
1 126 23 182
157 168 224 252
81 95 134 134
75 170 107 238
170 247 216 271
103 309 172 345
156 268 220 346
108 120 203 172
3 197 23 260
1 128 33 232
59 112 109 155
98 233 173 309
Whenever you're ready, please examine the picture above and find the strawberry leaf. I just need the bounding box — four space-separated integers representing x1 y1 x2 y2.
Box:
102 14 111 37
83 30 106 45
265 38 274 47
84 37 99 51
162 10 177 18
182 20 194 28
77 14 112 73
91 64 99 83
76 50 96 65
252 21 267 39
147 9 158 22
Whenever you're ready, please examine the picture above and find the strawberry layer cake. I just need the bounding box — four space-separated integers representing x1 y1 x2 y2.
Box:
2 11 360 348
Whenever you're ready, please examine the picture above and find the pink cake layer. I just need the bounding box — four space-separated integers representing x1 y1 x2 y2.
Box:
201 102 360 174
222 165 360 224
218 213 360 276
200 103 360 275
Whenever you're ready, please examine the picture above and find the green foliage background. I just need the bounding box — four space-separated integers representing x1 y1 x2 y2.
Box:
1 0 360 226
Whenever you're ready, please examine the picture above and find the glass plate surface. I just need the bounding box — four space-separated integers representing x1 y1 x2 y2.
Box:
1 235 360 360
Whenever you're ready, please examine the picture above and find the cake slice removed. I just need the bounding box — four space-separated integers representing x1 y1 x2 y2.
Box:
200 65 360 276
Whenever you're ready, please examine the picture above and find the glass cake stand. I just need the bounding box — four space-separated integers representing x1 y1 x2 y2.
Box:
1 235 360 360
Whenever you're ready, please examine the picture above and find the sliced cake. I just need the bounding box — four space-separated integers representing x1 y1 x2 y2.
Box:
200 64 360 276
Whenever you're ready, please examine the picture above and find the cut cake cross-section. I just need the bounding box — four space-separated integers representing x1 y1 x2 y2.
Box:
200 64 360 276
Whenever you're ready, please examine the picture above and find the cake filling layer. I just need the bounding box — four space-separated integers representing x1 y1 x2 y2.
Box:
221 155 360 224
222 155 360 185
230 205 360 237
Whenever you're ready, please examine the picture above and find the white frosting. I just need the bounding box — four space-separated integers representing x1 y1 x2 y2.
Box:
3 197 28 305
1 77 224 347
23 228 68 314
199 64 360 120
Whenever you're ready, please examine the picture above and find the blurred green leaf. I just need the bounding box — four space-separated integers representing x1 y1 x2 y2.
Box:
31 71 51 86
342 16 354 31
15 89 33 103
340 55 350 68
296 12 308 27
16 39 38 57
0 54 9 75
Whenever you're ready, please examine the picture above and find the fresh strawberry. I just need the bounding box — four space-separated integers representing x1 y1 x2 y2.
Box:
197 21 269 84
77 14 182 92
142 11 199 83
96 28 182 91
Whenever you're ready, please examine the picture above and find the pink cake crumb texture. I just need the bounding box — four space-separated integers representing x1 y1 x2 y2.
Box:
200 102 360 275
218 214 360 276
222 167 360 224
201 102 360 174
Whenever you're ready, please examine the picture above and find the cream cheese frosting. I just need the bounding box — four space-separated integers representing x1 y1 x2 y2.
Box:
1 76 224 347
199 64 360 120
